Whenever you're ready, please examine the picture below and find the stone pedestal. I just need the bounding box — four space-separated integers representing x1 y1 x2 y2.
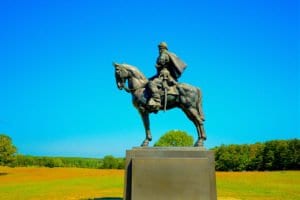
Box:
124 147 217 200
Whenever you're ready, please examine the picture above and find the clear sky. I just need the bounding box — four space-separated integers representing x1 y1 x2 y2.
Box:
0 0 299 157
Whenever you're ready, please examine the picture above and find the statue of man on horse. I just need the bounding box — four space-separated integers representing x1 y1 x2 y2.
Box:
148 42 187 112
113 42 206 147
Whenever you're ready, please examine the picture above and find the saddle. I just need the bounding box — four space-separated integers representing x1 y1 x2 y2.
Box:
158 84 179 96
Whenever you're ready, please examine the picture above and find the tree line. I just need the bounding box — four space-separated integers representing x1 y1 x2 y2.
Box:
1 133 299 171
13 155 125 169
0 134 124 169
213 139 299 171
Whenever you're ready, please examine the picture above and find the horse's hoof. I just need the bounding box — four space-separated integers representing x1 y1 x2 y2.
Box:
141 140 149 147
194 139 204 147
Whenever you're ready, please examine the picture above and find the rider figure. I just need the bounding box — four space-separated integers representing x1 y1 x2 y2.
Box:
148 42 187 111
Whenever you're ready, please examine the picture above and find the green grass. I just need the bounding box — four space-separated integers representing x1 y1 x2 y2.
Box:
217 171 300 200
0 177 123 199
0 167 299 200
0 167 123 199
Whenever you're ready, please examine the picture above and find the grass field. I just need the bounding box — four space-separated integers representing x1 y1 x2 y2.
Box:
0 167 299 200
217 171 300 200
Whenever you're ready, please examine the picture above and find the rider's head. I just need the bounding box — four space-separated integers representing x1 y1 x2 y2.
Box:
158 42 168 50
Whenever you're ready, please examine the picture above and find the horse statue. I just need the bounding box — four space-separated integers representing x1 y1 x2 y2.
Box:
113 62 206 147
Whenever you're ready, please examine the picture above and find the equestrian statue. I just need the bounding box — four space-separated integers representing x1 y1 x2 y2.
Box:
113 42 206 147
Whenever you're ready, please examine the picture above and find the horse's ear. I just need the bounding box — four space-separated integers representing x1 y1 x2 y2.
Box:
113 62 120 68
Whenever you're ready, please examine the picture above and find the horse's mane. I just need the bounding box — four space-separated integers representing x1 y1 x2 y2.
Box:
122 64 147 81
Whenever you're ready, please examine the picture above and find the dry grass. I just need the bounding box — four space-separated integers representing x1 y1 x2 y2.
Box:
0 167 123 183
0 166 299 200
0 166 123 200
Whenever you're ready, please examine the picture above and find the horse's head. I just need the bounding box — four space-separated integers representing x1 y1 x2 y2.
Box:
113 62 148 93
113 62 130 90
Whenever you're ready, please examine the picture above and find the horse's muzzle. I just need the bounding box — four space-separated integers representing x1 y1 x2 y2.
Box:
117 82 124 90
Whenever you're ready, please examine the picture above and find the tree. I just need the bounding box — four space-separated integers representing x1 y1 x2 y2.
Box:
287 139 300 169
43 158 64 168
154 130 194 147
246 142 265 171
0 134 17 166
213 139 300 171
214 144 250 171
102 155 119 169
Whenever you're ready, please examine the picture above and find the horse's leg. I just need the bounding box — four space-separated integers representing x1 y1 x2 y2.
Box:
138 110 152 147
194 88 206 146
192 107 206 147
181 106 206 147
195 123 206 147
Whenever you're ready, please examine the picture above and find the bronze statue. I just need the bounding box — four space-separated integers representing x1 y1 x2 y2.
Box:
113 42 206 147
148 42 186 112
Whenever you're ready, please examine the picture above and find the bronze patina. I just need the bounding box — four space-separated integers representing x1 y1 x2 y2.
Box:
147 42 187 112
113 42 206 147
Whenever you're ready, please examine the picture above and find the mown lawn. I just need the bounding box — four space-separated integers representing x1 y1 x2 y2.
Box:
0 166 299 200
216 171 300 200
0 167 123 200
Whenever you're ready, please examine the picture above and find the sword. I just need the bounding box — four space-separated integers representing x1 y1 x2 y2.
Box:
164 87 168 112
160 68 170 112
163 80 168 112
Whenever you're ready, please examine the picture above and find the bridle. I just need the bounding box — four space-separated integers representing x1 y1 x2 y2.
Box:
116 67 146 93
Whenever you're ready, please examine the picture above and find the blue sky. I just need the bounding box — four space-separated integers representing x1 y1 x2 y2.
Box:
0 0 299 157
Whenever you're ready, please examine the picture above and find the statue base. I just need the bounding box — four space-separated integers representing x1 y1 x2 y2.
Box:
124 147 217 200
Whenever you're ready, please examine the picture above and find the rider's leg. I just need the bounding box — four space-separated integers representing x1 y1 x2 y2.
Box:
148 80 161 109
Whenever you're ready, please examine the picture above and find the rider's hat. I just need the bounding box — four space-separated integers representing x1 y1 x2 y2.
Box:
158 42 168 50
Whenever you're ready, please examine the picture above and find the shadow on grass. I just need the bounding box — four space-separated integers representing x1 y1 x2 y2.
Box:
0 172 8 176
81 198 122 200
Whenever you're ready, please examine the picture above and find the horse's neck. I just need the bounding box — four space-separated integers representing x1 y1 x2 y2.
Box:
129 77 148 90
125 65 148 91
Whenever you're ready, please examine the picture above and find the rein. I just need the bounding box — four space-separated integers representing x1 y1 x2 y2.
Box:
117 66 147 93
123 81 147 93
